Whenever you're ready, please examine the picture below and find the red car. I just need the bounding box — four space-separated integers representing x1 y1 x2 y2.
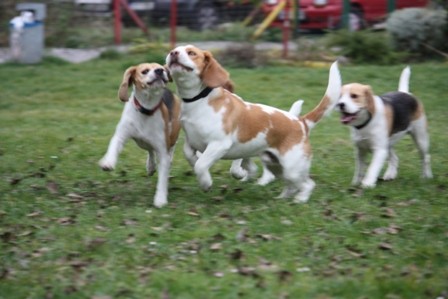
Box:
261 0 429 31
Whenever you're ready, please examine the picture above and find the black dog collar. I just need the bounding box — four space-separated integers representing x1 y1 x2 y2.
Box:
355 111 372 130
134 97 162 116
182 87 214 103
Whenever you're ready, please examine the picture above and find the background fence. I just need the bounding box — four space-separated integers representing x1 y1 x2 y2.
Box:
1 0 442 54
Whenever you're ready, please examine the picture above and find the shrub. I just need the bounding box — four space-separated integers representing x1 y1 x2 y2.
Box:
325 30 404 65
387 8 447 58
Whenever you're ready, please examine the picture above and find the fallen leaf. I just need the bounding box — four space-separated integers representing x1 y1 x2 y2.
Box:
57 217 75 225
235 228 249 242
381 208 397 218
126 234 136 244
378 242 393 251
230 249 244 261
209 243 222 251
122 219 138 226
187 209 199 217
27 211 42 218
46 181 59 194
95 225 108 232
278 270 292 282
213 272 224 278
86 238 107 249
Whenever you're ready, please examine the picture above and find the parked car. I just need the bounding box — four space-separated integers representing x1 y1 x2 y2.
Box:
146 0 253 30
260 0 429 31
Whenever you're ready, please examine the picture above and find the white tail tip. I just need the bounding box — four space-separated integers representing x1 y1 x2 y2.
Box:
398 65 411 93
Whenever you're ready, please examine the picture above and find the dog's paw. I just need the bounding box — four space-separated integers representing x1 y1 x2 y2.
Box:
98 159 115 171
230 167 247 180
153 196 168 208
146 164 156 176
257 172 276 186
198 173 212 191
361 179 376 188
382 173 396 181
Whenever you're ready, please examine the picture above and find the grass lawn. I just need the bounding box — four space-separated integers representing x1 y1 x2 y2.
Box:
0 52 447 299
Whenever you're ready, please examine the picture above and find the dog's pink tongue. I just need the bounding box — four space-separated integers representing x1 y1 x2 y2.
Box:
341 114 356 124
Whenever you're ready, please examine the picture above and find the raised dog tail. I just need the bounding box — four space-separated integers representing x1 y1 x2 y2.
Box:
398 65 411 93
288 99 304 117
303 61 341 130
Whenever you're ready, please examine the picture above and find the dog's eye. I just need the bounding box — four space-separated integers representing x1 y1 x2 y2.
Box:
141 69 149 75
350 93 358 99
187 51 195 56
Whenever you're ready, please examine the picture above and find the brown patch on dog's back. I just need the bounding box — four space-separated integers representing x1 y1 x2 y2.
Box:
208 89 306 156
266 115 305 155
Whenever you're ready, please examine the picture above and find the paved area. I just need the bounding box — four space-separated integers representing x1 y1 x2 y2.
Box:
0 41 297 64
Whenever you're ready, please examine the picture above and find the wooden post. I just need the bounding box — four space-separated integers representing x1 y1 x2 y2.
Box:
170 0 177 49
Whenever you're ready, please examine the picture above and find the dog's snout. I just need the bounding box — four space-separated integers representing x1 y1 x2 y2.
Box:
170 51 179 58
155 68 164 77
337 102 345 111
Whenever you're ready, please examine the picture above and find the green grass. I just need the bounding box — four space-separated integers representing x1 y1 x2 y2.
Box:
1 54 447 299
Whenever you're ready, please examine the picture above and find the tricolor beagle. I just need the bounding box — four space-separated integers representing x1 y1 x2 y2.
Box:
166 45 341 203
336 66 432 188
99 63 181 207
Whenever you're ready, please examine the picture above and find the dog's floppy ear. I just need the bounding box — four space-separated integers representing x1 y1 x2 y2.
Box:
364 85 376 115
164 65 173 82
201 51 230 88
118 66 136 102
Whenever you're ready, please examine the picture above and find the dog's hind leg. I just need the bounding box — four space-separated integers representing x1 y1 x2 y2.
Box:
146 150 156 176
257 164 276 186
293 178 315 203
410 118 433 179
383 148 398 181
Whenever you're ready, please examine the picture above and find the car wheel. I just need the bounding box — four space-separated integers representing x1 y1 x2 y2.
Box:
348 7 365 31
191 4 219 31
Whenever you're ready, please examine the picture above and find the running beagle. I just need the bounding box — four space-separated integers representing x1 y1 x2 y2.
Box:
99 63 181 207
336 66 432 188
166 45 341 203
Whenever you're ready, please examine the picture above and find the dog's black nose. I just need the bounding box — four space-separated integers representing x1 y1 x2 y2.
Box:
155 68 164 77
170 51 179 57
337 102 345 110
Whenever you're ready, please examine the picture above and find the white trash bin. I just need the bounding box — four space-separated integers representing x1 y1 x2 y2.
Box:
9 3 46 64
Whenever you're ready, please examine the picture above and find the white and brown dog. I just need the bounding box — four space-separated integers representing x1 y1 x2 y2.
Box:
99 63 181 207
166 45 341 203
336 66 432 188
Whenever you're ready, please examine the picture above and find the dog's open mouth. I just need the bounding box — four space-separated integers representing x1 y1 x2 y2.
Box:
340 112 358 124
169 61 193 72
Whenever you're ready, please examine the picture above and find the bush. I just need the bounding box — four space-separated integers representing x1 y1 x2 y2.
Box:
325 30 404 65
387 8 447 58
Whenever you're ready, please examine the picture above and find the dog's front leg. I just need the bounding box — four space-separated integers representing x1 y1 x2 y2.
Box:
352 147 368 185
153 150 171 208
99 130 129 171
194 142 231 191
362 148 388 188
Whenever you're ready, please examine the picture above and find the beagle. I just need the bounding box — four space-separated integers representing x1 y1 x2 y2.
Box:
99 63 181 208
166 45 341 203
336 66 432 188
